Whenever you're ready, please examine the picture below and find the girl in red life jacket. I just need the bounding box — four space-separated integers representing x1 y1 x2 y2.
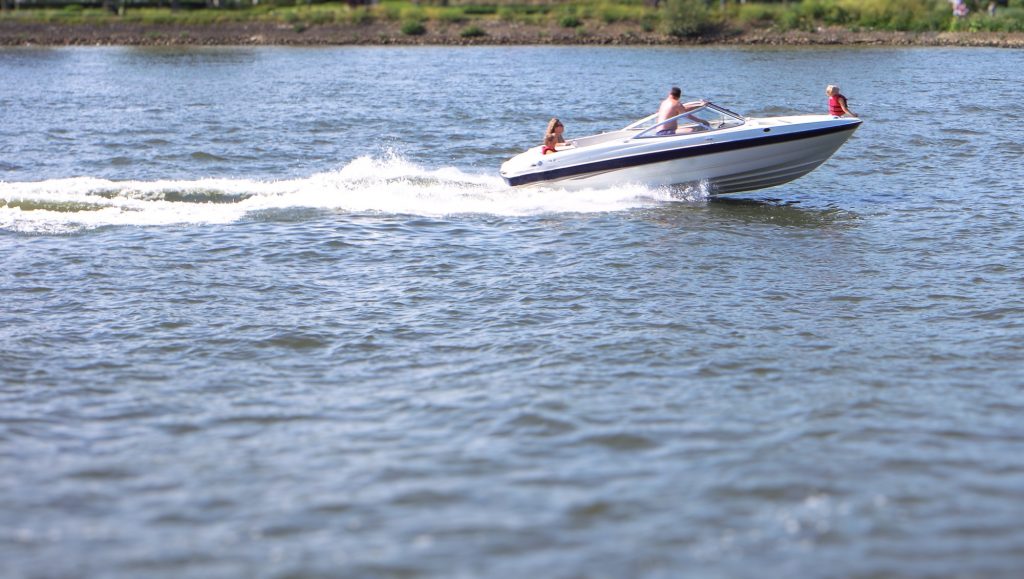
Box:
541 132 559 155
826 85 856 117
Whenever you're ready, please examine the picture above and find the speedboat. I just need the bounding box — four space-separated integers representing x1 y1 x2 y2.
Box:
499 102 861 194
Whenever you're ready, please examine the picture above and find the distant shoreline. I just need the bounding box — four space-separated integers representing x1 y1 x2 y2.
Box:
2 21 1023 48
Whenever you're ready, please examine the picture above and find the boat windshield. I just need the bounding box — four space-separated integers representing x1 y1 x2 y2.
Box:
625 103 745 138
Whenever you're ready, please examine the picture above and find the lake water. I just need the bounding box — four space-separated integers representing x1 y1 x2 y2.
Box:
2 46 1023 578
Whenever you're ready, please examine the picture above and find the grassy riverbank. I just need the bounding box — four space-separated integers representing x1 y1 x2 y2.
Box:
2 0 1024 46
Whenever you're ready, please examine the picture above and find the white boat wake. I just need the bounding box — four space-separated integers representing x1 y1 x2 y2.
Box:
0 153 708 234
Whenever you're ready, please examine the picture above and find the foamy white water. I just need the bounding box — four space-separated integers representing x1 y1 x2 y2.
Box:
0 154 703 233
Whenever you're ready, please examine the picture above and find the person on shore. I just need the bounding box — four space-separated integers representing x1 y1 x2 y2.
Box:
656 87 705 135
826 85 856 117
545 118 566 145
952 0 969 18
541 132 559 155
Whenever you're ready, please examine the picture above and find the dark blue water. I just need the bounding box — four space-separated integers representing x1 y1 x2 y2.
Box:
2 46 1024 578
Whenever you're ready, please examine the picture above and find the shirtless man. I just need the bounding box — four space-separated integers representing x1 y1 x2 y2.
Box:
656 87 705 135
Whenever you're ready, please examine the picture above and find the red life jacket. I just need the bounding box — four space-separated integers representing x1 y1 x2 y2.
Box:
829 94 847 116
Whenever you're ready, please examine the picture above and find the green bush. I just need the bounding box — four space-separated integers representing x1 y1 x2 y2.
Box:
400 19 426 35
399 6 425 22
435 8 466 24
736 3 782 25
777 7 801 30
838 0 942 31
497 6 516 22
460 24 486 37
959 7 1024 31
727 0 964 32
560 15 582 28
663 0 715 37
802 0 851 24
1001 7 1024 31
496 4 548 25
462 6 497 16
347 7 372 26
597 2 645 24
134 11 176 25
640 13 658 32
381 4 403 21
304 8 337 26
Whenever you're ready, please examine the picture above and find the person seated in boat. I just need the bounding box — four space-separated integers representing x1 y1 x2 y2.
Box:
826 85 856 117
656 87 706 135
541 132 559 155
545 117 566 145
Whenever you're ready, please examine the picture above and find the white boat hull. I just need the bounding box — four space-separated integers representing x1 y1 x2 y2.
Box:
561 126 856 193
501 111 861 195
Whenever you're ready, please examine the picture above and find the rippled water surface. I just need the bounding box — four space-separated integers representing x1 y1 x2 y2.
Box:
2 46 1024 578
